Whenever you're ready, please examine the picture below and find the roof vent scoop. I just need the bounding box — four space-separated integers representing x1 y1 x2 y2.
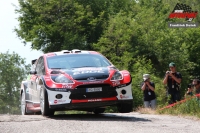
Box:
61 50 70 53
71 49 81 53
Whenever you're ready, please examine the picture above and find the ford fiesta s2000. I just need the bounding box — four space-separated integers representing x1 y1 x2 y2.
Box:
20 49 133 116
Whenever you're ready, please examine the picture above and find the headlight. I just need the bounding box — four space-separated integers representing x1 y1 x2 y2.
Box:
52 75 73 83
111 71 123 81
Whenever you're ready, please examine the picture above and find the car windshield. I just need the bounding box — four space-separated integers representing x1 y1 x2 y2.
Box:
47 54 112 69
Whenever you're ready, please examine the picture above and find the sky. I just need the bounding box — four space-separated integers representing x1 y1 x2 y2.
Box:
0 0 43 65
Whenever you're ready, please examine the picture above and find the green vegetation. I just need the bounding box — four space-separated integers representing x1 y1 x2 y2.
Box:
158 97 200 118
0 0 200 115
0 51 30 114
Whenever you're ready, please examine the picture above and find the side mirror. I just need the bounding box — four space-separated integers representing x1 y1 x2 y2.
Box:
31 59 37 65
30 71 37 75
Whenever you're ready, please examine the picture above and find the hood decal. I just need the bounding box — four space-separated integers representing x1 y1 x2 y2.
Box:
64 67 109 80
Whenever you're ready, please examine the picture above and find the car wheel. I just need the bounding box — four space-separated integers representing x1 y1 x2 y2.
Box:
40 86 54 116
21 91 28 115
117 102 133 113
93 108 105 114
34 111 42 115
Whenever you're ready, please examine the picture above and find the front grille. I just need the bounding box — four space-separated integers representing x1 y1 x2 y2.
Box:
69 84 117 100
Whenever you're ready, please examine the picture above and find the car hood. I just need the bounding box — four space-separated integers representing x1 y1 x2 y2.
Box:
64 67 110 80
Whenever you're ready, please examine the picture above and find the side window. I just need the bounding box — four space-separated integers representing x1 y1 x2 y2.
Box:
40 58 45 75
35 57 45 75
35 58 41 74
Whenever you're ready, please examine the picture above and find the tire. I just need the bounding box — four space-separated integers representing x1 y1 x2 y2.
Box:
40 86 54 116
21 91 28 115
117 101 133 113
93 108 105 114
34 111 42 115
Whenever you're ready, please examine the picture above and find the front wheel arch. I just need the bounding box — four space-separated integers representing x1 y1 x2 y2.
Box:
40 86 54 116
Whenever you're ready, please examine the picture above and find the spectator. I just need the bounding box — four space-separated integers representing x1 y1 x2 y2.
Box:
163 62 182 104
141 74 156 109
185 83 194 97
192 79 200 92
191 79 200 99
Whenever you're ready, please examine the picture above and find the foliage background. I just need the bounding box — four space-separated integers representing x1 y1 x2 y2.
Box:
1 0 200 114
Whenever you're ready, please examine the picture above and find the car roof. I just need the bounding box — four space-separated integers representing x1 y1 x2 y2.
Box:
43 49 100 57
31 49 102 64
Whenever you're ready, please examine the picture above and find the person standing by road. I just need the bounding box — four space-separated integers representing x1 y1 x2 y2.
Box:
163 62 182 104
188 79 200 99
141 74 156 109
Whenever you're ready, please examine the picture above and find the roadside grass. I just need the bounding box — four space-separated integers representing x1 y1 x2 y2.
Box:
135 97 200 120
157 97 200 118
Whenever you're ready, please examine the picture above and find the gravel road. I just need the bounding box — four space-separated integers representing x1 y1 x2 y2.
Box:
0 112 200 133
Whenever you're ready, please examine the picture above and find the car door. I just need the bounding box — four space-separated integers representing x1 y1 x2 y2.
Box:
32 57 45 103
27 59 38 103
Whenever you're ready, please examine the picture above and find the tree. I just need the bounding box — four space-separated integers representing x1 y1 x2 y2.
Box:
15 0 200 109
15 0 96 52
15 0 136 53
0 51 30 114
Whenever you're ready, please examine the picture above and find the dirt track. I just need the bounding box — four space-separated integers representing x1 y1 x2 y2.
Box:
0 112 200 133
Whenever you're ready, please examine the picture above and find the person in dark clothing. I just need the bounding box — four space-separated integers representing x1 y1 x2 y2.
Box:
185 79 200 99
163 62 182 104
141 74 156 109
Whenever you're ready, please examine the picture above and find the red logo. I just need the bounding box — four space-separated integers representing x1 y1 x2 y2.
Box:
168 3 198 22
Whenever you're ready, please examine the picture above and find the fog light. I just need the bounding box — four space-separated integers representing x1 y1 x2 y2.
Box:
121 89 126 95
55 94 63 99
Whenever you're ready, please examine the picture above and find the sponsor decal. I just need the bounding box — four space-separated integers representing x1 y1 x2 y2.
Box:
168 3 198 21
120 94 129 99
168 3 198 28
73 70 104 75
88 99 102 102
54 99 66 104
117 84 126 88
62 84 73 88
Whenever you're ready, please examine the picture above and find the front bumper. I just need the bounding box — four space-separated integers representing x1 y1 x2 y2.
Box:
46 83 133 110
50 100 133 110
